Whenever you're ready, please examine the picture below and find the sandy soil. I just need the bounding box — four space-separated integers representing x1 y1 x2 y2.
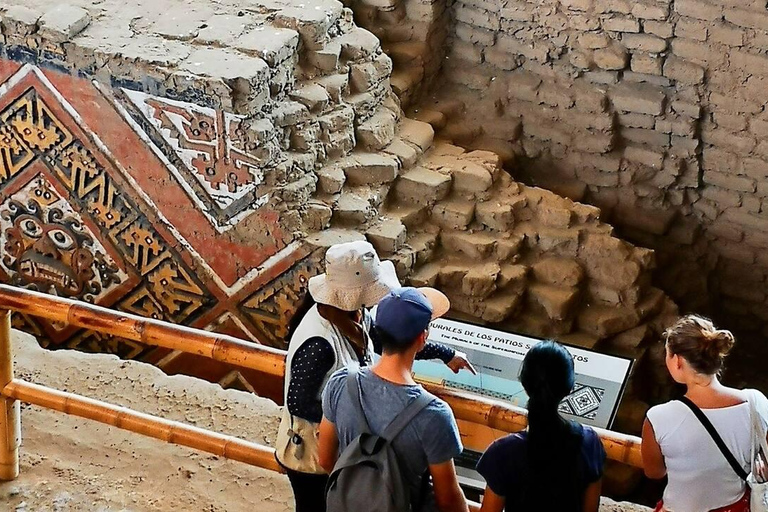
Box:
0 330 648 511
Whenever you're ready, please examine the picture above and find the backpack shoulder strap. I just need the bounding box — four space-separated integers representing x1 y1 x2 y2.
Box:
345 368 371 434
382 391 434 442
679 396 749 481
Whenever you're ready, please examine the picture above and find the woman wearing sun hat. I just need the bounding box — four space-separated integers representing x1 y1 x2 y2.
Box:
276 240 474 512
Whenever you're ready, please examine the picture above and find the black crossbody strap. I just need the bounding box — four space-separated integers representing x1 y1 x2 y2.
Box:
679 396 749 481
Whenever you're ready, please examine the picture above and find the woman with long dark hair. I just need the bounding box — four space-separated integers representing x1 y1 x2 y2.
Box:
476 340 605 512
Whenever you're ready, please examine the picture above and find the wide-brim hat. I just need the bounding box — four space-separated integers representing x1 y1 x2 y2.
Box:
308 241 400 311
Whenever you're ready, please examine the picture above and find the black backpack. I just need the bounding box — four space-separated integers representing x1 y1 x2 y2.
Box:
326 369 433 512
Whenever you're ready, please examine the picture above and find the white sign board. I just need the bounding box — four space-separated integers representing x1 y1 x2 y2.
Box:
415 318 634 429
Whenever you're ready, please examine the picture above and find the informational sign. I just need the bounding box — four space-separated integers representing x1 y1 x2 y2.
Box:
415 318 634 429
415 318 634 493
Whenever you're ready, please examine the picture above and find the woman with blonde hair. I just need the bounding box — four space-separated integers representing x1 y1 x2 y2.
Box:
642 314 768 512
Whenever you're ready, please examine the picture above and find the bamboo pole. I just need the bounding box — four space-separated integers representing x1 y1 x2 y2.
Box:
1 379 284 474
0 310 19 480
423 382 643 468
0 285 285 376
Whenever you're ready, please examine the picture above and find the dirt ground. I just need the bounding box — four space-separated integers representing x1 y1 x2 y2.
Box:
0 330 647 511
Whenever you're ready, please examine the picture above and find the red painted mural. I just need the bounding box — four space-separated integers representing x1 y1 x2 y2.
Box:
0 61 317 391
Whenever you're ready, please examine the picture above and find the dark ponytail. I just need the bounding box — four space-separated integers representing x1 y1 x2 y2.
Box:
518 341 583 509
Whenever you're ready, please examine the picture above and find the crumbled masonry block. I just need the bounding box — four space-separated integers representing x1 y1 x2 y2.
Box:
334 192 375 224
440 231 497 259
432 199 476 229
38 4 91 42
3 6 42 35
341 153 399 186
366 219 407 254
357 108 398 150
450 161 493 195
394 167 452 205
532 258 585 287
236 27 300 66
462 263 501 298
528 283 580 321
609 84 666 115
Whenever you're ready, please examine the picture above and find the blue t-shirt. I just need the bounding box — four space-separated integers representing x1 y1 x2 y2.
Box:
476 424 605 511
322 367 463 508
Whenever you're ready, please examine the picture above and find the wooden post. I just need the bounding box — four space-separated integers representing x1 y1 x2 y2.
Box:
0 310 19 480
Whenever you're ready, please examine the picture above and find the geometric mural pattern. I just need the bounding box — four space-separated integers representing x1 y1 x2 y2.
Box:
559 383 605 420
0 63 316 389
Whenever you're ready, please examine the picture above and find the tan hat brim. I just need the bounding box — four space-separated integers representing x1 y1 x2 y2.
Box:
418 287 451 319
308 260 401 311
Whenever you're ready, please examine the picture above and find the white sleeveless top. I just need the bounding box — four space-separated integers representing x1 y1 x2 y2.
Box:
647 390 768 512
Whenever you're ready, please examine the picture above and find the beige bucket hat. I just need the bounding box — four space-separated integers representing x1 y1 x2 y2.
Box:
308 241 400 311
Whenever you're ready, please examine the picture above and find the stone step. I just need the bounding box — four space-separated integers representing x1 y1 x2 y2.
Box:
366 218 407 254
392 166 452 206
380 202 429 229
397 117 435 155
339 152 399 186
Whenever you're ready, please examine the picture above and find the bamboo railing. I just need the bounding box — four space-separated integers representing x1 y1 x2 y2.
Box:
0 283 642 488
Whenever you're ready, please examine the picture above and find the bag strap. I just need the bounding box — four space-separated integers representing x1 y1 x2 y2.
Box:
679 396 749 481
746 389 768 475
345 368 371 434
381 391 434 442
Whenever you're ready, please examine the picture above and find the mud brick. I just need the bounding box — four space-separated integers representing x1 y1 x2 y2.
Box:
622 33 667 53
578 305 641 338
486 47 523 70
507 71 543 102
709 23 744 47
537 83 574 108
623 127 670 147
532 257 584 287
703 170 756 192
609 83 666 115
560 0 593 12
432 199 476 229
572 83 609 112
729 51 768 77
674 18 708 41
671 38 724 66
702 147 738 173
450 40 484 64
454 3 499 31
713 112 747 132
440 231 497 259
619 112 656 128
38 4 91 42
740 158 768 180
670 100 701 118
578 32 611 49
724 8 768 32
574 132 615 153
462 263 501 299
750 119 768 138
2 6 41 37
577 166 620 186
528 284 579 321
663 56 704 84
702 128 757 154
341 153 399 186
455 22 496 46
594 44 629 70
497 37 551 61
625 145 665 168
350 54 393 93
602 15 641 33
674 0 723 21
644 21 674 38
709 93 762 114
632 53 664 75
336 27 381 58
236 27 300 66
394 167 452 205
623 71 672 88
632 2 668 19
594 0 632 14
365 219 406 254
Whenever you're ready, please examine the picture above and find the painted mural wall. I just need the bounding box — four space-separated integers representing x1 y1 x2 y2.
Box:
0 60 321 391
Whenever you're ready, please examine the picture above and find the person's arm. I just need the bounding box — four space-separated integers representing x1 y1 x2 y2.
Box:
286 337 335 422
642 418 667 479
479 486 505 512
582 479 602 512
417 342 477 375
430 459 469 512
318 416 339 474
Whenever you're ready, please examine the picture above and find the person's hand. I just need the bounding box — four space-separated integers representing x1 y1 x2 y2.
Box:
446 351 477 375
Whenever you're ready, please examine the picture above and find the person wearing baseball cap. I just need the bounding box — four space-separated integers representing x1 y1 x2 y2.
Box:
319 287 471 512
277 243 474 512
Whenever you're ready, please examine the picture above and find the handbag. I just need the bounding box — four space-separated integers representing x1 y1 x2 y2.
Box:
746 390 768 512
275 406 325 474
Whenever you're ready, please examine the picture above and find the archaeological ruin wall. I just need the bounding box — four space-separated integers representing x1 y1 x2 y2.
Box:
360 0 768 344
0 0 688 431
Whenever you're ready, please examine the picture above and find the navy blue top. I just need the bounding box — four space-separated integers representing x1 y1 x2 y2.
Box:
476 424 606 511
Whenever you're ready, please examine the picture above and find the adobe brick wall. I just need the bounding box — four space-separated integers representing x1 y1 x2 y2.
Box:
405 0 768 341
